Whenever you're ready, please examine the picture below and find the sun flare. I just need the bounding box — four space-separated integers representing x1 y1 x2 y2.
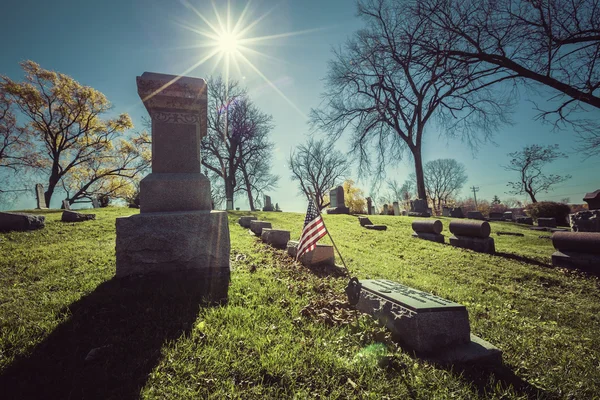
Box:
218 31 239 54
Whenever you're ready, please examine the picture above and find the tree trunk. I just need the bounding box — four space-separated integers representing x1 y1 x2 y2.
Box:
413 149 427 201
241 165 255 211
45 164 61 207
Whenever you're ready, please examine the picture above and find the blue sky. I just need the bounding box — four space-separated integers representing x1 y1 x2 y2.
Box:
1 0 598 211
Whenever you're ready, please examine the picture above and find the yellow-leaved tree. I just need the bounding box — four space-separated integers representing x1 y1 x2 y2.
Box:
1 61 147 207
343 179 367 214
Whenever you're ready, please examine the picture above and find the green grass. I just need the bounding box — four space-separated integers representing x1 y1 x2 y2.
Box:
1 208 599 399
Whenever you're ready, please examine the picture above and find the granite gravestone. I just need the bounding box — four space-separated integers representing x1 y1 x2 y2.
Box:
412 219 444 243
115 72 230 303
442 207 450 217
583 190 600 210
366 197 373 215
62 200 71 210
449 220 495 254
488 212 504 221
449 207 464 218
287 240 335 267
466 211 484 220
262 195 274 211
570 190 600 232
393 202 400 216
35 184 47 209
383 204 389 215
408 199 430 217
371 206 376 215
91 196 100 209
326 186 349 214
551 232 600 270
0 212 45 232
356 279 501 363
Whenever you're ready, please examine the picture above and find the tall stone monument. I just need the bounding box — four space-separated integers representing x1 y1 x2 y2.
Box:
115 72 230 302
571 189 600 232
326 185 350 214
35 184 47 209
366 197 372 215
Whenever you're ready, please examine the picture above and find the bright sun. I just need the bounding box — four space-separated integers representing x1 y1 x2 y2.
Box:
218 32 239 54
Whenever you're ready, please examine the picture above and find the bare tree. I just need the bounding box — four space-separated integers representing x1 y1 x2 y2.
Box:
288 138 350 210
415 0 600 154
421 158 467 212
311 0 509 201
239 155 279 211
387 178 414 210
202 76 274 210
504 144 571 203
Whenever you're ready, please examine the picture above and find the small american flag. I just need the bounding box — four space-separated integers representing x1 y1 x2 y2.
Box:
296 198 328 260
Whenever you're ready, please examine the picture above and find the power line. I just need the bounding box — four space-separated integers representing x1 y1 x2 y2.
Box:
470 186 480 207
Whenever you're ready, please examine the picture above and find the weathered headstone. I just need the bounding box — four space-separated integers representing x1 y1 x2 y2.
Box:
275 203 282 212
287 240 335 267
250 220 272 236
503 211 514 221
261 228 291 249
326 186 349 214
449 207 464 218
0 212 45 232
449 220 495 254
408 199 430 217
488 212 504 221
393 202 400 216
516 216 533 225
358 216 373 227
466 211 484 220
442 207 450 217
238 215 257 228
411 219 444 243
367 197 373 215
583 189 600 210
570 210 600 232
371 206 376 215
61 210 96 222
35 184 47 209
537 217 557 228
383 204 389 215
262 195 274 212
365 224 387 230
355 279 501 363
62 200 71 210
91 196 100 209
115 72 230 303
551 232 600 270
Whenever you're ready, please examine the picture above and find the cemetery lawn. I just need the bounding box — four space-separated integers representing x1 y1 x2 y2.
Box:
0 209 599 399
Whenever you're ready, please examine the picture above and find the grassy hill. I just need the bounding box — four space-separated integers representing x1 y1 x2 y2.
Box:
0 208 599 399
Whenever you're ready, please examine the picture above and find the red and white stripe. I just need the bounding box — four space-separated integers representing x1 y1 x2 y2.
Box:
296 216 327 260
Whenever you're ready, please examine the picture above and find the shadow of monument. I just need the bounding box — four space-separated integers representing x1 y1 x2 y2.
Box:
0 272 220 400
494 251 553 268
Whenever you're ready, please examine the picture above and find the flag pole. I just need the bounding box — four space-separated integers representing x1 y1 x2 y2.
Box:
309 190 351 278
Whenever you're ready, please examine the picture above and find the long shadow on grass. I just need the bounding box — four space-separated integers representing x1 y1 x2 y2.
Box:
494 251 552 268
0 272 222 400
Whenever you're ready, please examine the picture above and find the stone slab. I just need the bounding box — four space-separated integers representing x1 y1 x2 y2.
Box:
35 184 47 209
449 220 491 238
412 219 443 234
516 216 533 225
408 212 430 217
552 231 600 254
467 211 484 220
250 220 272 236
0 212 45 232
260 228 291 249
449 207 464 218
358 216 373 226
326 206 350 215
287 240 335 267
537 217 557 228
570 210 600 232
412 232 445 243
61 210 96 222
139 173 211 213
115 210 230 302
551 251 600 270
449 236 495 254
393 202 400 216
583 189 600 210
238 215 257 228
365 224 387 231
357 279 470 353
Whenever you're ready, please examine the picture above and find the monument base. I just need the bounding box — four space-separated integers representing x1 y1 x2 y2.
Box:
551 251 600 270
326 206 350 214
365 224 387 230
287 240 335 266
115 210 230 302
412 232 445 243
449 235 495 254
408 212 431 217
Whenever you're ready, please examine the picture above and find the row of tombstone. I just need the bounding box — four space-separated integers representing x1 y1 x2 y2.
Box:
238 216 336 267
262 196 281 212
412 219 495 254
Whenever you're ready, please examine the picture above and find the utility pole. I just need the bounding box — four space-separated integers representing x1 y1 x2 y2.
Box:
471 186 479 208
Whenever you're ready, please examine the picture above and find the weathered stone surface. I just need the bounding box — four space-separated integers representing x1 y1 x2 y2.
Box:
261 228 291 249
538 217 557 228
238 215 257 228
365 224 387 231
552 231 600 254
431 334 502 365
488 212 504 221
393 202 400 216
262 195 274 211
366 197 373 215
62 200 71 210
61 210 96 222
250 220 272 236
570 210 600 232
449 220 491 238
551 251 600 270
442 207 450 217
412 219 443 234
583 189 600 210
356 279 470 353
516 216 533 225
383 204 389 214
449 207 464 218
0 212 45 232
287 240 335 266
496 231 524 237
35 184 47 209
411 232 444 243
466 211 484 220
140 173 211 213
503 211 514 221
358 216 373 226
371 206 376 215
449 236 495 254
115 210 230 301
326 186 349 214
